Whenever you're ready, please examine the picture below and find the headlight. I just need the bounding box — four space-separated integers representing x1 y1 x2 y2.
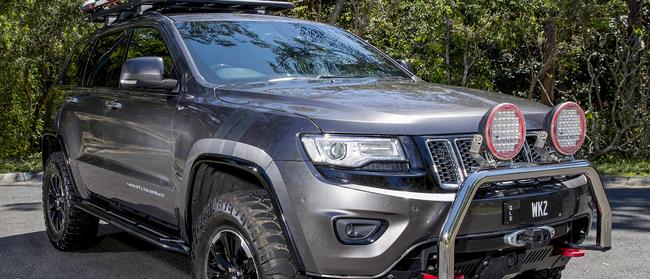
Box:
301 135 407 168
480 103 526 160
546 101 586 155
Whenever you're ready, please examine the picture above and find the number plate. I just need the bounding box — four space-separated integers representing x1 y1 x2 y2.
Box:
503 195 563 225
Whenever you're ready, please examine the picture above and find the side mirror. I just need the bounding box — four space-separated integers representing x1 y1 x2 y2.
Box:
120 57 177 91
397 59 415 75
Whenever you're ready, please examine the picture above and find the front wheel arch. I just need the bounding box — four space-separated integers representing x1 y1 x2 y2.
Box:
185 155 305 273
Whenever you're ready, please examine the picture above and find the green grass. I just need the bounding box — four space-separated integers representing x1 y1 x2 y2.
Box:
0 154 42 174
596 159 650 177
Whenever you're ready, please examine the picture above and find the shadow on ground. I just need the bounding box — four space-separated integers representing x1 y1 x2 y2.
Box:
0 224 191 279
1 201 42 212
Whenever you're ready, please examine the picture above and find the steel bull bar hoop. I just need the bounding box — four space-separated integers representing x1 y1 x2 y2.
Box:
437 160 612 279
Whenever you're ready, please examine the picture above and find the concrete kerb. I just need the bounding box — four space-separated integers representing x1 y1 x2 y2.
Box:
0 172 44 185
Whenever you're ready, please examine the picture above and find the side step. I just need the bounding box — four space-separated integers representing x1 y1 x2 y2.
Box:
77 201 190 255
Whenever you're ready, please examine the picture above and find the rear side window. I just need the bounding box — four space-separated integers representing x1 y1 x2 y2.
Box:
87 31 128 88
61 41 91 86
127 27 176 79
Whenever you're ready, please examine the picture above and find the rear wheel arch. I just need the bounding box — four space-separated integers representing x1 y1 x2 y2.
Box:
185 154 306 273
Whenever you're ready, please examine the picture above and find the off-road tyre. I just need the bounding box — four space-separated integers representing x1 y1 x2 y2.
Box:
42 151 99 250
516 267 563 279
192 185 300 278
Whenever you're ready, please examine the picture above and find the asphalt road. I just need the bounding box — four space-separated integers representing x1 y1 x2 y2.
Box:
1 181 649 278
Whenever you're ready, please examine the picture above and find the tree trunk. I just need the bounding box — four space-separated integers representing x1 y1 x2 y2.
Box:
462 45 474 87
626 0 640 30
328 0 346 25
445 16 452 84
626 0 641 47
352 1 370 37
540 22 557 105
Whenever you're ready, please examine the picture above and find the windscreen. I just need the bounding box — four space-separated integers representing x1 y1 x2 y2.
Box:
175 20 410 85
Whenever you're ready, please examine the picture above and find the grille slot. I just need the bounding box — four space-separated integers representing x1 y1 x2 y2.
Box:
426 140 462 188
455 139 480 175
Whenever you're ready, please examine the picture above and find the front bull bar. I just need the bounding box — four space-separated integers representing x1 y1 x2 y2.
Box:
437 160 612 279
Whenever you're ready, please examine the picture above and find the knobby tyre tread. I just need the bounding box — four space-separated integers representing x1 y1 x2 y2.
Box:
192 169 300 278
42 152 99 251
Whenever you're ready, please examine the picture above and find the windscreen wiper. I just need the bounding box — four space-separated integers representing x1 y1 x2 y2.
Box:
315 75 370 79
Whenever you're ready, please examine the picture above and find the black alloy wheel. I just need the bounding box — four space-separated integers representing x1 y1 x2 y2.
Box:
205 228 259 279
46 171 66 234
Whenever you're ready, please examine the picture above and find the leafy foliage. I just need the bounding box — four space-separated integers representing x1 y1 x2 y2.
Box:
0 153 41 173
291 0 650 160
0 0 96 158
0 0 648 162
597 158 650 177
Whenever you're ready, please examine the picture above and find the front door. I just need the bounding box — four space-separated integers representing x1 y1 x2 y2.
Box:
58 38 108 198
101 26 180 226
78 29 129 198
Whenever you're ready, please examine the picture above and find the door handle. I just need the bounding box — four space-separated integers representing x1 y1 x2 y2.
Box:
105 100 123 110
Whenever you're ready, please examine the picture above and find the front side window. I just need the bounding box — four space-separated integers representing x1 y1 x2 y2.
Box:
175 20 409 85
61 41 92 86
87 31 128 88
127 27 176 79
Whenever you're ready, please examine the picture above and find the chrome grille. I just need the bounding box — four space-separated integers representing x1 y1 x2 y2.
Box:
426 140 462 188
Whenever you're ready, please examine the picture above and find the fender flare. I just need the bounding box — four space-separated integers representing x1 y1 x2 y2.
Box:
180 138 306 272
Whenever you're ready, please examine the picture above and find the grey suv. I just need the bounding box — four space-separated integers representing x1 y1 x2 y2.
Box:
41 1 612 278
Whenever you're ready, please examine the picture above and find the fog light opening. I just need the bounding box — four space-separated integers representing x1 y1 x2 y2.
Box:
334 218 387 245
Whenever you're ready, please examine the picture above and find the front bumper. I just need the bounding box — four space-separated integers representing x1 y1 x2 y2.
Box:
266 160 611 278
437 160 612 279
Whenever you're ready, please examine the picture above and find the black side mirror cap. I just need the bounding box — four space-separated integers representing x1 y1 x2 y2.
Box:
120 56 177 91
397 59 415 75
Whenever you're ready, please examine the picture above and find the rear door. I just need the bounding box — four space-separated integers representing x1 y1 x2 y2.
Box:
100 25 180 225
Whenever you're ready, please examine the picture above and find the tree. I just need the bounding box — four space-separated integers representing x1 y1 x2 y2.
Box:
0 0 648 161
0 0 95 158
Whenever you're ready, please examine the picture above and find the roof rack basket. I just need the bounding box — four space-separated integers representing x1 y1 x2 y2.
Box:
85 0 295 25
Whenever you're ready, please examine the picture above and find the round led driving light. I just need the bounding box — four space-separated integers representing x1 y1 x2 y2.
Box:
480 103 526 160
546 102 586 155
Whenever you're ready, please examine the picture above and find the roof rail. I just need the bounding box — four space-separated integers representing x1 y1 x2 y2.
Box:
85 0 295 25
